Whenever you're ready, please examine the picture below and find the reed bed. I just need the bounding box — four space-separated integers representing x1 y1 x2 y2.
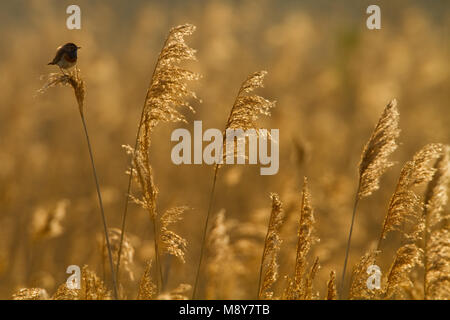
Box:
2 1 449 300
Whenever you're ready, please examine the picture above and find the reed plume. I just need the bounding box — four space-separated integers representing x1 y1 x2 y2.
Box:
193 71 275 299
326 271 337 300
424 229 450 299
257 193 284 300
38 70 85 116
137 260 156 300
384 243 423 299
104 228 135 282
378 143 444 247
424 146 450 229
285 177 320 299
53 265 112 300
12 288 49 300
160 206 189 263
223 71 275 133
303 257 320 300
38 68 118 299
348 250 379 299
372 143 444 299
358 100 400 199
118 24 200 293
383 203 425 299
205 210 243 299
205 210 229 299
341 99 400 297
423 146 450 299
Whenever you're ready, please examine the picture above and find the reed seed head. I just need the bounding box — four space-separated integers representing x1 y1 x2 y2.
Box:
259 193 284 300
358 99 400 199
160 206 189 263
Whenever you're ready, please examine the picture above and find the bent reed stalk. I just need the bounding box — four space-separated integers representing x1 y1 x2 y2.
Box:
257 193 283 300
340 99 400 298
38 68 119 299
115 81 154 287
192 71 275 299
116 24 200 294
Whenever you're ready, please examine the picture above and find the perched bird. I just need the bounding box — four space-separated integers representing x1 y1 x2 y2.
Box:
48 43 81 72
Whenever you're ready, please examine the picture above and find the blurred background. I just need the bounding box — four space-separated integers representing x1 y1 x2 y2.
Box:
0 0 448 299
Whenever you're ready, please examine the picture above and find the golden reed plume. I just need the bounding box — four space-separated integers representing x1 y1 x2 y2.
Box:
258 193 284 299
117 24 200 295
423 146 450 299
193 70 275 299
284 177 320 300
341 99 400 297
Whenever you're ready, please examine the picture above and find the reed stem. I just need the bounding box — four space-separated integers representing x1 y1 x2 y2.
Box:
339 186 360 299
115 37 169 291
257 212 272 299
192 166 219 299
152 215 164 292
115 103 146 284
423 206 430 299
80 113 119 300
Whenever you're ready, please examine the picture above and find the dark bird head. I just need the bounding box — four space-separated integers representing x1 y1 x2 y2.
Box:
63 43 81 52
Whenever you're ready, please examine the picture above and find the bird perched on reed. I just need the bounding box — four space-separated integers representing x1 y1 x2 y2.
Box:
48 43 81 73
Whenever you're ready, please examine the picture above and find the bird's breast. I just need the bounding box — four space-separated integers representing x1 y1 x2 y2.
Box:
63 52 77 63
57 54 76 69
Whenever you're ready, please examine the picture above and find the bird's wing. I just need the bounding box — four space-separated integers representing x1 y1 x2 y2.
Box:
48 45 65 65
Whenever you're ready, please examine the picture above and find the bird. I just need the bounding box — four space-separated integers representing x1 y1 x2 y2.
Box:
48 43 81 73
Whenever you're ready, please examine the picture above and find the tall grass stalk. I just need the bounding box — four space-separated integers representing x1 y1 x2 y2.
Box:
193 71 275 299
339 100 400 298
38 69 119 299
115 91 161 291
192 166 218 299
116 24 200 294
339 189 360 297
80 113 119 300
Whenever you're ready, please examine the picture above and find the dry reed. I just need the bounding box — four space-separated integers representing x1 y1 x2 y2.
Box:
349 143 445 300
38 68 118 299
257 193 284 300
53 265 111 300
326 271 337 300
193 70 275 299
378 143 444 247
348 250 379 299
160 206 189 263
104 228 135 282
423 146 450 299
284 177 320 299
118 23 200 294
12 288 49 300
21 18 448 301
376 144 444 299
341 99 400 297
204 210 243 299
424 229 450 299
137 260 156 300
384 243 422 299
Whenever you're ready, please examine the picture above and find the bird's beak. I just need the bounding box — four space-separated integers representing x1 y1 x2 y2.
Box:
77 46 82 49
